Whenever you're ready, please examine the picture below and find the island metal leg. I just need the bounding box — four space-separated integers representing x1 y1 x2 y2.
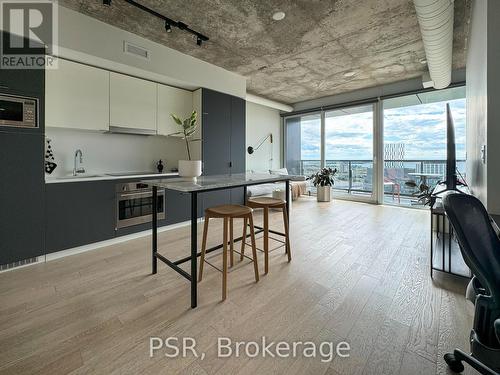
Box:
152 185 158 274
430 211 433 277
191 192 198 308
285 180 290 224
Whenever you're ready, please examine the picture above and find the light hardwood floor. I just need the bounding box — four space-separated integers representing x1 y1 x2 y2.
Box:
0 198 474 375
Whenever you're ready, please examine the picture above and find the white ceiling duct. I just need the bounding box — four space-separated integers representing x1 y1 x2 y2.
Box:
413 0 454 89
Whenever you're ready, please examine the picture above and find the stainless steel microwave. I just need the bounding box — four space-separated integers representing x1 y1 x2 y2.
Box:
0 94 38 128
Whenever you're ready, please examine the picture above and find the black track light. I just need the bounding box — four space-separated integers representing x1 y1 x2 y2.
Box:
165 21 172 33
106 1 209 46
177 21 188 30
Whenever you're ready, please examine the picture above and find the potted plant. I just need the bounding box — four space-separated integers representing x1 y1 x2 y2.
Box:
405 180 437 206
170 111 202 181
308 167 337 202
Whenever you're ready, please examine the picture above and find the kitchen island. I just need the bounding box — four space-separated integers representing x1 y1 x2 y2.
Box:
143 173 292 308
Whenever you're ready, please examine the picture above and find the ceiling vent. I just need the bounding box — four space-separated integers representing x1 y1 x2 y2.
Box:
413 0 454 89
124 41 151 60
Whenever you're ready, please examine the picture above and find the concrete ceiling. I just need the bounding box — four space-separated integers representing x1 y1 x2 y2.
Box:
60 0 471 105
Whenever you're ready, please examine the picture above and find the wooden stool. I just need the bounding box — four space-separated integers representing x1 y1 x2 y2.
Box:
246 197 291 274
199 204 259 301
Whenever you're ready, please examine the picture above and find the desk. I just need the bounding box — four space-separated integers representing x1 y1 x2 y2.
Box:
430 185 472 278
143 173 292 308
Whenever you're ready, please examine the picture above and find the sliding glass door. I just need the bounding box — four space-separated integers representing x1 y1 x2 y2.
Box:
284 86 466 207
324 104 375 199
285 104 376 202
382 86 466 207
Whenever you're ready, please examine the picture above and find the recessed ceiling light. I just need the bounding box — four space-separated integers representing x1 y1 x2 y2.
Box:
343 71 356 77
272 11 286 21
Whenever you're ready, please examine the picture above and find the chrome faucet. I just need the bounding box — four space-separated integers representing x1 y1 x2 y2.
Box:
73 149 86 176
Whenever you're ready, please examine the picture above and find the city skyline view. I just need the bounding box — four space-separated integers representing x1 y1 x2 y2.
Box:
300 98 466 161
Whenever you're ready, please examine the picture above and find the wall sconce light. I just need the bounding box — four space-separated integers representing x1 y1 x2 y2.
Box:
247 134 273 154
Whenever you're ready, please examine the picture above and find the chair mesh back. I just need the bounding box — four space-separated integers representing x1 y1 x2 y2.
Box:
443 193 500 303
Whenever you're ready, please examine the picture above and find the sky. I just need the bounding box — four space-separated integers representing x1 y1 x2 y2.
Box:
299 98 466 161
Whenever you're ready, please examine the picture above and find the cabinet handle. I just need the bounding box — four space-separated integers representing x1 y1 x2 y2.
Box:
229 161 232 168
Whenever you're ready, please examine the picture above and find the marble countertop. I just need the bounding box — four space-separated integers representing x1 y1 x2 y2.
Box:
142 173 291 192
45 172 179 184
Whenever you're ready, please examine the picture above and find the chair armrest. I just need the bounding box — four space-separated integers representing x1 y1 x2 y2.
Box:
495 319 500 343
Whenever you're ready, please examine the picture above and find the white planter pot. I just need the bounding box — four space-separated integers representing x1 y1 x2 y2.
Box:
316 186 332 202
178 160 202 181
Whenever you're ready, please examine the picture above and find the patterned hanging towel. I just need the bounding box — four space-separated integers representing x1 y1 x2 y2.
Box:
45 137 57 174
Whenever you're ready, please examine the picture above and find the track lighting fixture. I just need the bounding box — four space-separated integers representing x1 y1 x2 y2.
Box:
164 21 172 33
106 1 209 46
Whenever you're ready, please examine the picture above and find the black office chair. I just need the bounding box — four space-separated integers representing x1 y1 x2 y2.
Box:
442 192 500 375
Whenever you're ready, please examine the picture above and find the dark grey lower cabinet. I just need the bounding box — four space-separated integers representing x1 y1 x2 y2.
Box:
0 132 45 265
230 188 245 205
45 178 200 254
165 190 190 224
45 181 116 252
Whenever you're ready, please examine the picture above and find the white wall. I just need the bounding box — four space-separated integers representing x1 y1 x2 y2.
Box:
56 6 246 98
245 102 282 172
46 128 188 177
466 0 500 214
466 0 488 207
486 1 500 214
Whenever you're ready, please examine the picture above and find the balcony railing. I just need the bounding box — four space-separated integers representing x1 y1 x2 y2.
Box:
293 159 466 197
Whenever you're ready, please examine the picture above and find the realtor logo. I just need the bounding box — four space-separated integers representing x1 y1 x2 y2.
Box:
0 0 58 69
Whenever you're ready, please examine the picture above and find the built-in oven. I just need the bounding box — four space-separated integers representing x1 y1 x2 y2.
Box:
116 182 165 229
0 94 38 128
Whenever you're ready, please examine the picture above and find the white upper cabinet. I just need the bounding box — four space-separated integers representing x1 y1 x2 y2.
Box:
109 72 157 133
157 84 193 136
45 58 109 131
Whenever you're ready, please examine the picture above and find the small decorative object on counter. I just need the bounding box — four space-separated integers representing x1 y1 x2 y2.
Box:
170 111 202 181
308 167 337 202
157 160 164 173
44 137 57 174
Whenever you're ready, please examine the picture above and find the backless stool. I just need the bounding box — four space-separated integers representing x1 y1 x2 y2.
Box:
246 197 291 274
199 205 259 301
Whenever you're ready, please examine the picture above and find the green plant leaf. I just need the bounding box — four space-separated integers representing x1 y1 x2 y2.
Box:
170 114 183 126
170 111 198 158
167 131 184 136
